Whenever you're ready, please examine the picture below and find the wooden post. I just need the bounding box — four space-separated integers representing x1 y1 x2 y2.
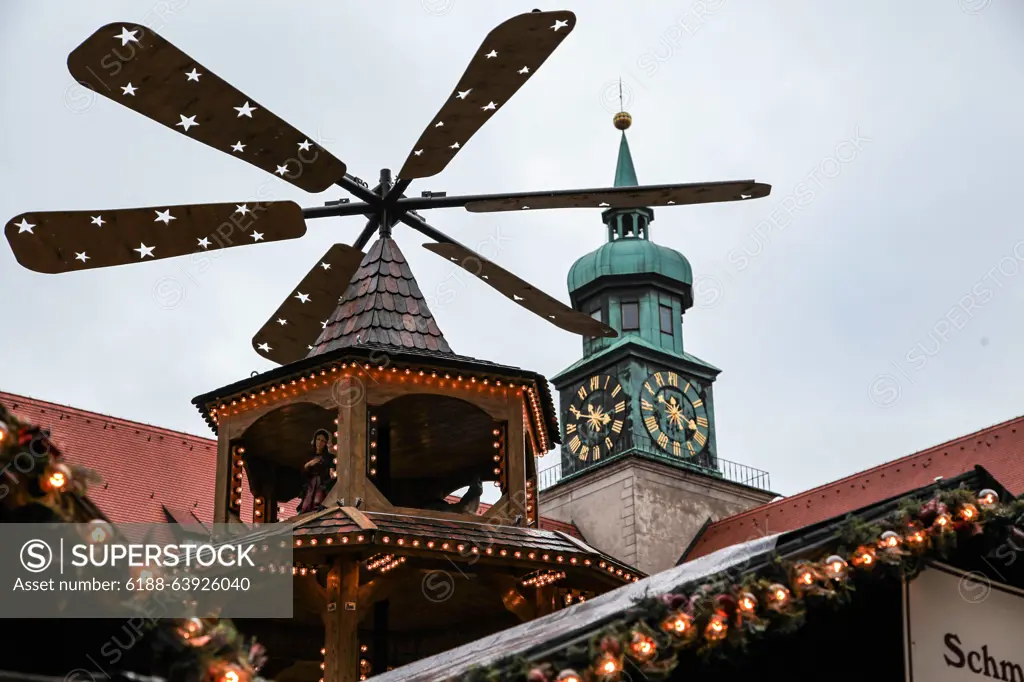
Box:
506 400 526 522
213 427 232 523
330 376 367 507
324 558 360 682
535 585 557 617
371 599 389 675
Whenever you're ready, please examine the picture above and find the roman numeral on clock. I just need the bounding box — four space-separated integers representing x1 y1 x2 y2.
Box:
611 383 621 397
693 430 707 446
657 433 669 448
569 435 581 453
644 415 658 432
611 419 623 434
615 401 625 413
604 437 613 450
696 416 708 428
590 375 600 391
577 386 587 400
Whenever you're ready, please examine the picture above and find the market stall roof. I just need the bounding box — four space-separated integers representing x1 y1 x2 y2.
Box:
369 466 1009 682
683 413 1024 561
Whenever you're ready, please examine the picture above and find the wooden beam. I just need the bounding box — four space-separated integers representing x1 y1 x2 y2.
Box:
505 401 527 522
356 576 395 623
359 480 393 513
213 427 232 524
481 574 536 622
324 557 360 682
328 376 367 508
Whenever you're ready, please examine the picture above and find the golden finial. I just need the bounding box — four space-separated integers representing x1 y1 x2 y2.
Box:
612 77 631 130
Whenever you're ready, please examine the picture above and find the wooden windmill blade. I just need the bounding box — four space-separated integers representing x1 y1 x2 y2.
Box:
404 206 615 339
422 241 615 338
463 180 771 212
252 243 366 365
68 23 347 193
5 202 306 274
397 10 575 180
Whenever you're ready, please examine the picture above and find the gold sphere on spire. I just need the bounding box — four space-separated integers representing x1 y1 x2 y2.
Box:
613 111 632 131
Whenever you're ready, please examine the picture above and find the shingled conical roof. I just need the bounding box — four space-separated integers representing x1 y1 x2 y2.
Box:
308 238 453 357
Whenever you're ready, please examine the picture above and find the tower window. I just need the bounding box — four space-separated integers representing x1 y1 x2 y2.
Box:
659 305 673 334
621 302 639 331
590 307 602 323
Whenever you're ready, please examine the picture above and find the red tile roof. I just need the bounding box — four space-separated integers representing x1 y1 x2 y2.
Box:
0 391 581 538
683 414 1024 561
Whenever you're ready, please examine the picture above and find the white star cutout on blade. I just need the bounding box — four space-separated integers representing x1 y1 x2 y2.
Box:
320 262 331 270
90 215 105 226
321 319 329 329
298 139 312 152
450 142 460 149
135 243 155 259
518 66 530 75
413 149 423 156
276 318 287 326
275 164 289 176
176 114 199 132
185 68 202 82
115 27 139 46
250 231 264 242
198 237 211 248
457 89 472 100
481 101 497 111
154 209 175 225
235 204 250 216
485 50 498 58
75 252 90 263
231 141 245 153
234 101 258 118
295 292 310 304
257 342 271 353
551 19 569 31
121 83 137 96
13 218 34 234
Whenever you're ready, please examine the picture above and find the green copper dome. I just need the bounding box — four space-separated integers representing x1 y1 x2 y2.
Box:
568 238 692 295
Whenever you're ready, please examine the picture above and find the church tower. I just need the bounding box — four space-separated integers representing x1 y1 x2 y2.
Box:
539 107 776 574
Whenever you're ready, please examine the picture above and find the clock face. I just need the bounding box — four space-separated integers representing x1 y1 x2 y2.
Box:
565 373 627 463
639 371 710 458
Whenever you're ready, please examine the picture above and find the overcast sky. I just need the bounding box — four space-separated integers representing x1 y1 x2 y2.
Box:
1 1 1022 499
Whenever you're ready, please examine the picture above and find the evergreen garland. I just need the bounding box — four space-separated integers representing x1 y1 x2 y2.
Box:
456 486 1023 682
0 402 267 682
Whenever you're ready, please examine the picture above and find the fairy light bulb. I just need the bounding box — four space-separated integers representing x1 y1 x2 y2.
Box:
767 583 790 611
960 503 979 521
823 555 848 580
978 489 999 509
852 545 876 567
705 612 728 641
738 592 758 614
880 530 901 549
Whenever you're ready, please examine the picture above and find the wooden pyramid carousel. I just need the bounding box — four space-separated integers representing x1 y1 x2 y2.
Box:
3 9 772 679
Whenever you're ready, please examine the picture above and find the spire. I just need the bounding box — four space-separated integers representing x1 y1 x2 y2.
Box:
611 79 637 187
308 237 454 357
613 132 638 188
604 94 649 241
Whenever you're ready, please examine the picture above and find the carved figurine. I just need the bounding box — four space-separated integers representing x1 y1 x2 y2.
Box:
297 428 333 514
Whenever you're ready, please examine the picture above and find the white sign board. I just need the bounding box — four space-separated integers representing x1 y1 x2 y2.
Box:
905 563 1024 682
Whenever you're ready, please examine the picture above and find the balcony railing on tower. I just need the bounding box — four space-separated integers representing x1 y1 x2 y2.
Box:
537 455 771 492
